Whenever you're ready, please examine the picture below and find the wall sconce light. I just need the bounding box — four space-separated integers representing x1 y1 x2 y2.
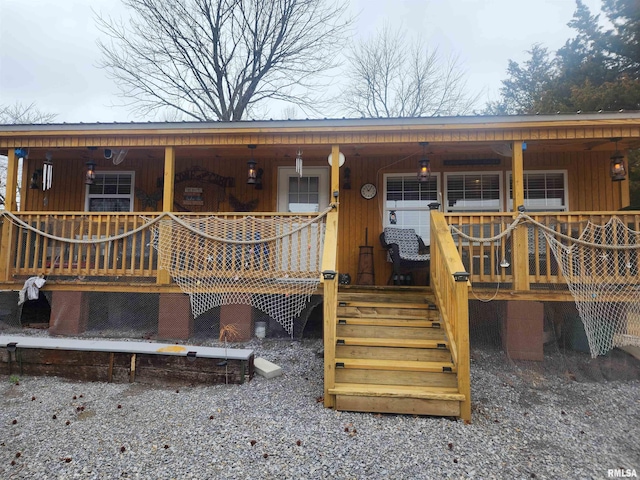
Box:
453 271 470 282
389 210 397 224
247 145 257 184
610 138 626 181
322 270 337 280
343 167 351 190
29 170 41 190
417 142 430 182
85 161 96 185
255 168 264 190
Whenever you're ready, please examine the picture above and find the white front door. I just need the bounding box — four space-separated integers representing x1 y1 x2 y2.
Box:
277 167 329 271
277 167 330 213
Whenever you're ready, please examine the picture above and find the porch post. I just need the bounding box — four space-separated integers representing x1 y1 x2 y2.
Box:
0 149 19 281
511 141 530 291
620 152 630 208
162 146 176 211
157 146 175 285
330 145 340 213
4 148 19 211
322 145 341 408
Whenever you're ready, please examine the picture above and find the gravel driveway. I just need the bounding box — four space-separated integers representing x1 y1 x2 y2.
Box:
1 339 638 479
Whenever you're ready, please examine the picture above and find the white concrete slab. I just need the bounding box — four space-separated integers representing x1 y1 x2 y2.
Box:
620 345 640 361
0 335 253 361
254 357 282 379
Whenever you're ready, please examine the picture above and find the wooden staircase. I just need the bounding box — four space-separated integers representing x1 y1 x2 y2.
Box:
327 286 467 418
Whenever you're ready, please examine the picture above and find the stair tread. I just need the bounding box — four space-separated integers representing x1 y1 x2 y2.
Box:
337 318 440 327
335 358 456 373
337 325 445 340
337 337 448 348
338 301 434 309
338 286 432 294
329 383 465 401
337 309 439 320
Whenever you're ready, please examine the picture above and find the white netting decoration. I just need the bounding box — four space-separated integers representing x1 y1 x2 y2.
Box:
542 216 640 357
148 210 330 337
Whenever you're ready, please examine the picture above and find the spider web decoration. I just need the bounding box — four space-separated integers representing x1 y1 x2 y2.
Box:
149 211 329 337
543 216 640 357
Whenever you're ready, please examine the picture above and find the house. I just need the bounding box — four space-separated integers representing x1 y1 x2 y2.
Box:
1 113 639 421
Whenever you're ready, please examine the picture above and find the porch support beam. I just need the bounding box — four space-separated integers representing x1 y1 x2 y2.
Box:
0 149 18 281
511 141 530 291
4 148 18 211
162 146 175 211
620 152 630 208
330 145 340 213
157 146 175 285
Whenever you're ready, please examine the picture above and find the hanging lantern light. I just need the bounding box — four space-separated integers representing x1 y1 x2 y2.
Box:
610 139 626 181
611 152 626 181
85 161 97 185
247 145 257 184
417 142 430 182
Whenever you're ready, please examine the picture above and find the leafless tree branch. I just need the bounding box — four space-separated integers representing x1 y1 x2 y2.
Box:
340 26 478 118
95 0 353 121
0 102 57 124
0 102 56 207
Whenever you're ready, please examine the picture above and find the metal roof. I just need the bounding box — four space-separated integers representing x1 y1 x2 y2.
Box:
2 112 640 133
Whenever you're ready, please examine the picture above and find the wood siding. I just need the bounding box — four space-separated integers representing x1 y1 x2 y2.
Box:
18 147 627 287
337 150 625 286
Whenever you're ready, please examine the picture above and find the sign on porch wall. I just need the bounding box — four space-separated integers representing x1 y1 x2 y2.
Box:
173 166 235 188
183 187 204 206
156 166 235 189
156 166 234 212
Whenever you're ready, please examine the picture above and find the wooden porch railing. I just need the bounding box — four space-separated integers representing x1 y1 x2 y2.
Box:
1 211 324 285
430 211 471 421
9 212 158 280
444 211 640 289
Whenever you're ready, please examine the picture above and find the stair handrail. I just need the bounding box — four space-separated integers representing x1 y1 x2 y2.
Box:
321 210 339 409
430 211 472 421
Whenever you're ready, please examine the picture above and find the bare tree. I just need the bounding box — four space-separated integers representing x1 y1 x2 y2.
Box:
280 105 299 119
0 102 56 208
0 102 57 125
95 0 353 121
340 26 478 118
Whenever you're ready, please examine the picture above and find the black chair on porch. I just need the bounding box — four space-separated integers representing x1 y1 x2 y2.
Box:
380 227 430 285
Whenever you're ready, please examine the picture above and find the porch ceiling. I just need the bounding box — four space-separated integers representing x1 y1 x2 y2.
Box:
11 137 637 164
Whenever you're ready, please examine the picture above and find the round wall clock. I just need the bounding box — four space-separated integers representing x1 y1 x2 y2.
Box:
360 183 377 199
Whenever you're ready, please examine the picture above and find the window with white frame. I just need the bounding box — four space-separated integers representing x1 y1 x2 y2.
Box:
508 170 568 211
85 172 135 212
384 173 440 243
444 172 503 212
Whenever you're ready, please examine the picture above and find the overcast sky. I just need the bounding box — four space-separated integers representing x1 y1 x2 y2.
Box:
0 0 603 123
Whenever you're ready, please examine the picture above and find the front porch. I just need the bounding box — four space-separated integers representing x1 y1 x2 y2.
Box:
4 208 638 422
2 114 640 422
